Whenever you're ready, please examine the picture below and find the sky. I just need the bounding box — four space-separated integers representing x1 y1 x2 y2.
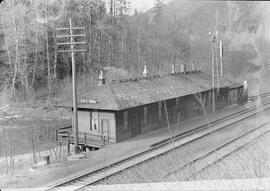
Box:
130 0 172 13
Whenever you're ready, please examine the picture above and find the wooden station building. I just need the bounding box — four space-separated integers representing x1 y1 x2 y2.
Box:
58 67 245 149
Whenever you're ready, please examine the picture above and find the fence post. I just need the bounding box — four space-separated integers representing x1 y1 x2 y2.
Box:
67 132 70 156
102 135 105 147
55 129 58 142
84 133 87 148
59 141 62 160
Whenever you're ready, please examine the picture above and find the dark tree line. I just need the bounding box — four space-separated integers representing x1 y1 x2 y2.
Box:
0 0 265 100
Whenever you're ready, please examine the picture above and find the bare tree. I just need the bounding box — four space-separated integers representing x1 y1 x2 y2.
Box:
2 122 9 173
46 2 51 98
30 117 37 164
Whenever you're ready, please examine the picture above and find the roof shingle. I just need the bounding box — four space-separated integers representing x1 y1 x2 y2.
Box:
58 71 242 111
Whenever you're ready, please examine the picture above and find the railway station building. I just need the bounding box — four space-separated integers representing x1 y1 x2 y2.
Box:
59 66 244 147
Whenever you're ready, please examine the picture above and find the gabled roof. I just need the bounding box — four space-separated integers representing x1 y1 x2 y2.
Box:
58 71 242 111
183 72 240 89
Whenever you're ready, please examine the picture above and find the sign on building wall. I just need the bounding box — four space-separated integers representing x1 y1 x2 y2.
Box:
80 99 97 104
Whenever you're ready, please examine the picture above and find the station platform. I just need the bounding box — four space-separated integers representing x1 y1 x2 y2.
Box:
14 101 257 188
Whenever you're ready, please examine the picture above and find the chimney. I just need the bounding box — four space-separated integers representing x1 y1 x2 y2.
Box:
192 61 196 72
171 64 176 74
243 80 248 93
180 64 186 74
219 41 223 59
98 69 105 86
143 65 148 77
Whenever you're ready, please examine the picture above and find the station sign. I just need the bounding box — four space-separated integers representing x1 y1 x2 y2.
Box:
80 99 97 104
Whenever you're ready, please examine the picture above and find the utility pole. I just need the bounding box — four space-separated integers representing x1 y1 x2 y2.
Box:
56 18 86 154
215 40 220 94
209 32 217 113
220 40 223 77
138 23 141 77
215 11 220 94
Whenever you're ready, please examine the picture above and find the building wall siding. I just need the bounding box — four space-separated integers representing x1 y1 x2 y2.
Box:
99 112 117 143
115 111 132 142
77 86 243 144
78 110 117 143
78 111 91 133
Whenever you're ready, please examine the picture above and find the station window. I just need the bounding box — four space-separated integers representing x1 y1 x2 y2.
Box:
158 102 162 120
144 107 148 125
92 119 99 133
123 111 128 131
101 119 109 138
229 91 232 105
192 102 196 110
231 91 234 101
231 90 235 103
210 91 213 99
192 102 200 112
176 98 180 114
235 89 238 102
176 97 179 107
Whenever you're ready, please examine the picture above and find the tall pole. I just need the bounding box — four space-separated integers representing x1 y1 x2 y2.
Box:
69 18 79 154
138 23 141 77
215 40 220 93
220 41 223 77
215 12 220 94
56 19 86 154
212 41 215 113
209 33 216 113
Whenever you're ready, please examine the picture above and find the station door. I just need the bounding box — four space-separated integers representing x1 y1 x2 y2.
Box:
130 108 142 137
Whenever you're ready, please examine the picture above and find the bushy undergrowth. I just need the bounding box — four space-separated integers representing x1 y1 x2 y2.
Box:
0 114 70 175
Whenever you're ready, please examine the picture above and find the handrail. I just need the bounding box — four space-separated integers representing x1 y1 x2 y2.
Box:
56 128 108 148
58 126 72 130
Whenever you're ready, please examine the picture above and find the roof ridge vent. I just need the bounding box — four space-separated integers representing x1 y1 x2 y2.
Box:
171 64 176 74
192 61 196 72
143 65 148 77
98 69 105 86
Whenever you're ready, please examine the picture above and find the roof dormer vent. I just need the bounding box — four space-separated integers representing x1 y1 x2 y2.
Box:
143 65 148 77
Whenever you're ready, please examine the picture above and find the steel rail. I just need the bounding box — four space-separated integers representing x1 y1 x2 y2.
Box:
164 123 269 179
194 127 270 176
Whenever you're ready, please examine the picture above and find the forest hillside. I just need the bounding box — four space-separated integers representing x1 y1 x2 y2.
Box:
1 0 270 106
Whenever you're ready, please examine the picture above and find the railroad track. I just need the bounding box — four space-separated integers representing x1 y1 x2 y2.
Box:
163 122 270 180
190 123 270 180
248 91 270 101
45 95 270 191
